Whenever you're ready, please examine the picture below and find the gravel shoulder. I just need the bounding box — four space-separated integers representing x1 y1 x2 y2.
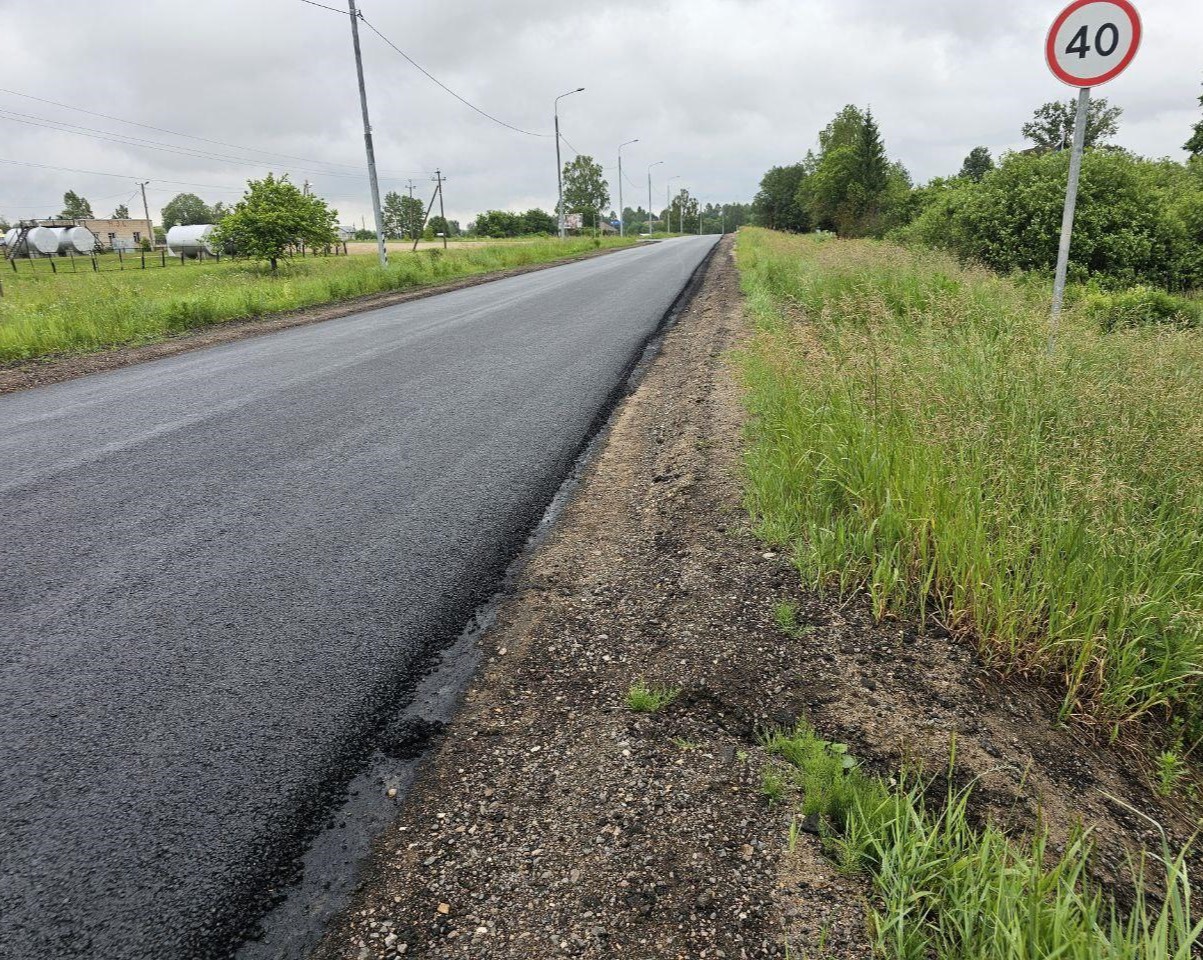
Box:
313 236 1201 960
0 243 636 396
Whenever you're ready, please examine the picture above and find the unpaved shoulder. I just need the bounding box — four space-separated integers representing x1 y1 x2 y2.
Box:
314 235 1198 960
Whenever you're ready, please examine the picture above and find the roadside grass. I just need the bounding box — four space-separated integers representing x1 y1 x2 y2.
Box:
767 722 1202 959
625 680 680 713
0 236 636 363
736 227 1203 740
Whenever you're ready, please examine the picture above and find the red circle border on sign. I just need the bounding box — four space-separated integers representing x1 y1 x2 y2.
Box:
1046 0 1142 87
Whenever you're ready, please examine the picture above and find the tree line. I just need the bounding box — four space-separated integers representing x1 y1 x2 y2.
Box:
752 81 1203 290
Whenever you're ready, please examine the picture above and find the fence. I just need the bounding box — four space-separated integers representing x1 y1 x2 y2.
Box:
0 242 352 291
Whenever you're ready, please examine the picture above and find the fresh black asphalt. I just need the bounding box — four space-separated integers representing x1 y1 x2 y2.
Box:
0 235 719 959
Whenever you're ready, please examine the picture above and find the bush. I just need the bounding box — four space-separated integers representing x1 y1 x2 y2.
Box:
900 150 1203 291
1082 286 1203 331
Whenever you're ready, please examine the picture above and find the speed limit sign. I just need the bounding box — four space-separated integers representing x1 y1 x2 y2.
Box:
1044 0 1141 344
1046 0 1142 88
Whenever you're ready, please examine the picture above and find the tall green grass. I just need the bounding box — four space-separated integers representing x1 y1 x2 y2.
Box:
737 228 1203 734
0 237 634 363
767 723 1201 959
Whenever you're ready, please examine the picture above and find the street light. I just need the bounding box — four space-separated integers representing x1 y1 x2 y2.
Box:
554 87 585 239
647 160 663 236
617 139 639 237
666 175 680 235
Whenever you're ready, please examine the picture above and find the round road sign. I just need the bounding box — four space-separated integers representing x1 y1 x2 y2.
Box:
1046 0 1141 87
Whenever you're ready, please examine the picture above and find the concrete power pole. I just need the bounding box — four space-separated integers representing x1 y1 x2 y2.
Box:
138 181 151 240
346 0 387 267
434 169 447 250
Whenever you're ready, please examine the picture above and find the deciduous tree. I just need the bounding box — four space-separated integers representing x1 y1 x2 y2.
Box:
1186 80 1203 159
561 156 610 225
959 147 995 182
60 190 93 219
113 203 131 219
1022 98 1122 152
211 173 338 271
520 208 557 235
161 193 213 230
752 164 808 232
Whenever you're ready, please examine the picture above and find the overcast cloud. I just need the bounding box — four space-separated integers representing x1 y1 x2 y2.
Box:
0 0 1198 228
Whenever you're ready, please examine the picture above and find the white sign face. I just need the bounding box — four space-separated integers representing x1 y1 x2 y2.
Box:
564 213 583 230
1046 0 1141 88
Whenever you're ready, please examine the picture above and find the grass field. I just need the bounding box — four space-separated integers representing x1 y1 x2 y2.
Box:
736 227 1203 740
0 236 635 363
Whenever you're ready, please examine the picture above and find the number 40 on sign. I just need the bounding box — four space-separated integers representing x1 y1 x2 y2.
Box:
1045 0 1141 343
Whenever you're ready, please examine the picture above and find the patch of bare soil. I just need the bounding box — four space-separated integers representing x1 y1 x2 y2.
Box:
315 237 1200 960
0 244 634 396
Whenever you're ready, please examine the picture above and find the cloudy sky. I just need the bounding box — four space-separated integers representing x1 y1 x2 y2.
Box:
0 0 1198 229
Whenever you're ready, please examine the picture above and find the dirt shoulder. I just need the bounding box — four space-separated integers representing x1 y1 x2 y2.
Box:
314 237 1200 960
0 243 636 396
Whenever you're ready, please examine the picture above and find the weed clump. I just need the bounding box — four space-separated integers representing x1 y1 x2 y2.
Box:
625 680 680 713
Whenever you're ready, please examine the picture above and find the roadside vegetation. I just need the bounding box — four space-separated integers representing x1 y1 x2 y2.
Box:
765 722 1201 959
0 236 634 363
737 228 1203 746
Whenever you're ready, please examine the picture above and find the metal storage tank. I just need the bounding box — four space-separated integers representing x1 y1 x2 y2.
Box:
25 227 60 256
166 224 216 258
55 226 97 255
2 227 18 248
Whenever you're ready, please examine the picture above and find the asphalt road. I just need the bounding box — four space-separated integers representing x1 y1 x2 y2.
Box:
0 235 719 959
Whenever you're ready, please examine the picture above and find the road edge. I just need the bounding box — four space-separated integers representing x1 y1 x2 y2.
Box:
0 241 647 396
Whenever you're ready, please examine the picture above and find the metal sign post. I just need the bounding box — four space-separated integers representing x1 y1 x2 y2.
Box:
1044 0 1142 351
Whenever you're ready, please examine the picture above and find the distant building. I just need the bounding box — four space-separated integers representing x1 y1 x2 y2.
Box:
78 218 154 250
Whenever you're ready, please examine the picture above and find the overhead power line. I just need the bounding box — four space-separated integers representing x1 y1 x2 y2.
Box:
355 14 552 139
0 156 407 207
0 86 412 178
0 108 425 184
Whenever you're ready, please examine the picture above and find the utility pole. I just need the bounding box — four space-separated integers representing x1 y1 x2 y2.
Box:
666 176 679 235
405 179 417 199
434 169 447 250
554 88 585 239
617 139 638 237
302 179 310 197
138 181 151 240
346 0 387 267
647 160 663 236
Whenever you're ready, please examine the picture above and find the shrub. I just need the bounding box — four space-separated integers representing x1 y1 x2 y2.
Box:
1082 286 1202 331
900 151 1203 291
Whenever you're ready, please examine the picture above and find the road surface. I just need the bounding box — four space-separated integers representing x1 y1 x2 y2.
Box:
0 235 719 958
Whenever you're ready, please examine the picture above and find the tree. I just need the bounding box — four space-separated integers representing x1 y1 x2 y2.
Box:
520 208 557 235
1022 98 1122 152
427 215 459 237
668 189 699 233
561 155 610 226
752 164 809 231
401 196 425 239
211 173 338 270
60 190 93 219
381 191 425 240
959 147 995 182
382 191 405 239
1186 80 1203 159
798 105 910 236
113 203 131 219
161 193 213 231
473 210 523 238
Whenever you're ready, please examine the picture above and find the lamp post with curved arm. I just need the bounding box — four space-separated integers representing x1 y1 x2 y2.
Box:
554 87 585 239
617 139 639 237
646 160 663 236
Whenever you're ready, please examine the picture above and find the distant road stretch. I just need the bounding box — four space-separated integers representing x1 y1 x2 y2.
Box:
0 235 719 958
